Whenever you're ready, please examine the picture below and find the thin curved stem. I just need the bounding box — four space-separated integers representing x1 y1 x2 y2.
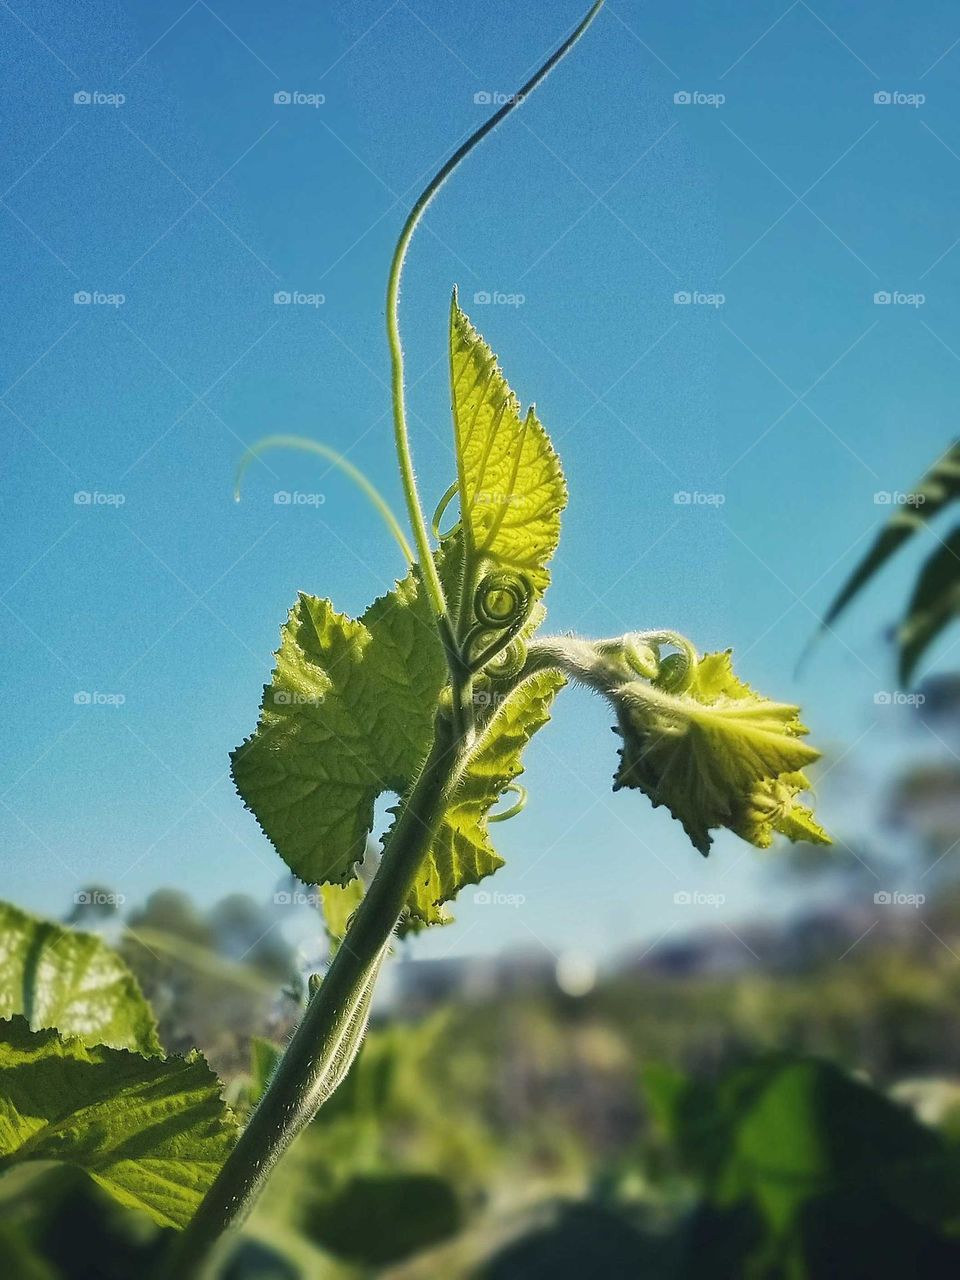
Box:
385 0 606 629
235 435 416 566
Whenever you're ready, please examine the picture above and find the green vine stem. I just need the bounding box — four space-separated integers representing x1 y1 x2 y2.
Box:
166 718 463 1277
167 4 606 1272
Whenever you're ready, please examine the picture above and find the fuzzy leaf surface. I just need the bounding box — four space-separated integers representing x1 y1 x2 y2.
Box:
614 651 828 855
232 573 446 886
450 292 566 597
0 1016 237 1229
407 670 566 923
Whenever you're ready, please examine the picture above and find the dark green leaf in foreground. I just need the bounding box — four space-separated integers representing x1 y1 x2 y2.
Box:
0 1016 237 1230
644 1055 960 1236
302 1171 461 1266
0 900 160 1056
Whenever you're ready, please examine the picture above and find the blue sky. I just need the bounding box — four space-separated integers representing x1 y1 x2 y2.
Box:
3 0 960 963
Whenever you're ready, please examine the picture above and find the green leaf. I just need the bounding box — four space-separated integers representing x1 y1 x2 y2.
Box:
408 670 566 923
301 1171 461 1266
613 651 828 855
897 526 960 683
646 1055 960 1237
231 571 446 887
449 291 566 598
0 1016 237 1230
320 878 366 946
0 901 160 1056
250 1036 282 1107
823 441 960 630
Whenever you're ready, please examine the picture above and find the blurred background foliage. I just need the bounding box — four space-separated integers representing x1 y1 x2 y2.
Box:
5 745 960 1278
8 566 960 1276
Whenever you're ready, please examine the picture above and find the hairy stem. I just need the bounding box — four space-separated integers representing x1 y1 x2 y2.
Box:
165 718 465 1278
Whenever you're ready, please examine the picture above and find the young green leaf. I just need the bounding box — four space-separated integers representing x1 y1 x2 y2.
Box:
613 651 827 854
231 571 446 887
0 1016 237 1230
0 900 160 1056
407 669 566 923
449 291 566 600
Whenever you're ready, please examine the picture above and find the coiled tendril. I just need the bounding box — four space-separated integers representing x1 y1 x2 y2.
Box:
463 569 534 676
431 482 461 542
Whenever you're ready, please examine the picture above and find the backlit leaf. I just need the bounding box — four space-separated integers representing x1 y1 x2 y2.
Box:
0 1016 237 1230
0 901 160 1056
